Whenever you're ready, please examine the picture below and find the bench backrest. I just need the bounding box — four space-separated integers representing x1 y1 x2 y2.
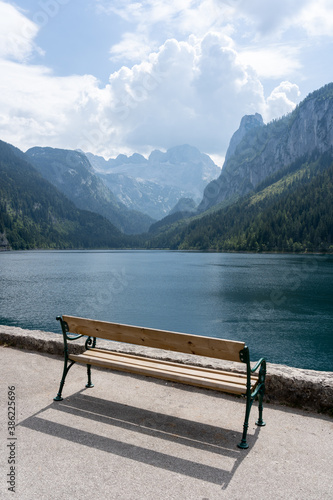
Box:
62 315 245 363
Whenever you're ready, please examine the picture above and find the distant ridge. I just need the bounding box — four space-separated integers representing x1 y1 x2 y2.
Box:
86 144 221 220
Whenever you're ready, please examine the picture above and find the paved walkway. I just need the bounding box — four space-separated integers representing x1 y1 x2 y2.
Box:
1 346 332 499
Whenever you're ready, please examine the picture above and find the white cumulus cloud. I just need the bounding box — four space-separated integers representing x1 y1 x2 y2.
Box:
238 45 302 80
0 0 317 160
0 1 40 61
298 0 333 37
236 0 313 37
93 33 268 157
265 81 301 121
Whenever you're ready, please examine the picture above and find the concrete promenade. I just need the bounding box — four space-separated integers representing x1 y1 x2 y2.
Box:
1 342 332 500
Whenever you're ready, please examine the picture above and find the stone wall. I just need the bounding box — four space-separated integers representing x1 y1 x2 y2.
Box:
1 324 332 415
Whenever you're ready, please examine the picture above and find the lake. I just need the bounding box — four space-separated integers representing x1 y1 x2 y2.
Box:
0 250 332 371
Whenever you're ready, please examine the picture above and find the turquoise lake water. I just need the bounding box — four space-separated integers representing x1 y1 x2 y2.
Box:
0 250 332 371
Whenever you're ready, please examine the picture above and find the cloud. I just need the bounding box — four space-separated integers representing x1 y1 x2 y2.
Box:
103 0 331 47
0 28 300 159
236 0 313 37
0 1 40 61
0 57 102 151
0 1 305 160
99 33 268 155
109 32 152 63
298 0 333 37
237 0 333 43
265 81 301 121
238 45 302 80
105 0 238 62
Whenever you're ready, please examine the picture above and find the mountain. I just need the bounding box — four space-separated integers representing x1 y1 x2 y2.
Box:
96 172 186 221
25 147 154 234
147 150 333 252
169 197 197 215
146 84 333 252
199 83 333 212
0 140 126 250
148 198 197 235
85 145 221 220
225 112 264 162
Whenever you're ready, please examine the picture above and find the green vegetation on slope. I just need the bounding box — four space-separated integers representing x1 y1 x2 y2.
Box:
146 150 333 253
0 140 127 249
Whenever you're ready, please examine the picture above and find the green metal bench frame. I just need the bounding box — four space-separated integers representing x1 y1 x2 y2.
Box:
54 315 266 449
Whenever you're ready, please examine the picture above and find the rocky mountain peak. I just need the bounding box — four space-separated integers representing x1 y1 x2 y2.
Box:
148 144 211 165
27 146 94 174
114 153 147 166
225 113 264 162
164 144 202 163
198 84 333 212
86 144 221 219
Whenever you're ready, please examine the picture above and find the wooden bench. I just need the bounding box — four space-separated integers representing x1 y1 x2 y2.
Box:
54 315 267 449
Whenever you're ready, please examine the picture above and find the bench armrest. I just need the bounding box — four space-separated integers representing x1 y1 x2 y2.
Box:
56 316 96 352
56 316 85 342
251 358 266 399
66 333 85 341
251 357 266 374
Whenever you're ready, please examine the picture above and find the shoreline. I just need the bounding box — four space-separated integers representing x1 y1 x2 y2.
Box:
1 324 332 416
1 247 333 255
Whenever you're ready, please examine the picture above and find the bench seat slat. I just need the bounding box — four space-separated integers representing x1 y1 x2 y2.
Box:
69 349 257 395
63 315 245 363
75 348 258 386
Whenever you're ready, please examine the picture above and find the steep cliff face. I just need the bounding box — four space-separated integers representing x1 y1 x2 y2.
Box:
199 83 333 211
225 112 264 162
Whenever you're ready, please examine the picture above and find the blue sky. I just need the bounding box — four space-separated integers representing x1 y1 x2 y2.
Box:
0 0 332 164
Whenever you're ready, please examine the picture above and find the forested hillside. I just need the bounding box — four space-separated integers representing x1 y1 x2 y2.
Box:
0 141 127 250
147 150 333 252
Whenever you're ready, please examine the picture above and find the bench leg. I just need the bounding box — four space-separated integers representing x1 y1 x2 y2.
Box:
85 364 94 388
54 360 75 401
238 384 266 448
237 398 253 449
256 388 266 427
